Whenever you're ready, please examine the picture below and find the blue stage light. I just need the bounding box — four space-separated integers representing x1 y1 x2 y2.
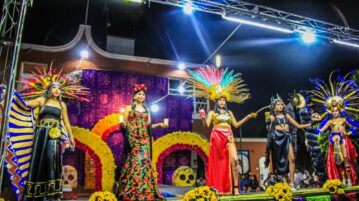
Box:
301 32 316 44
183 3 193 15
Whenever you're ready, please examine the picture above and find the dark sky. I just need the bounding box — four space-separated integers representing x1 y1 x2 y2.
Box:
20 0 359 137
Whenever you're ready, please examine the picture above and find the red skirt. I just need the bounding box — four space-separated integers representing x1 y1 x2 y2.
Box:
206 128 234 194
327 135 358 185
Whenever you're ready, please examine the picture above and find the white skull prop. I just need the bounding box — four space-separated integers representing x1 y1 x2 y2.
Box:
62 165 78 189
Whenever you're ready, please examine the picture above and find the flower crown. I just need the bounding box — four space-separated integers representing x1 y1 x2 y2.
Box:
132 84 147 93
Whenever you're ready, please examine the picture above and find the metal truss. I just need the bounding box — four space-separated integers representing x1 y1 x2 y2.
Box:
0 0 33 193
148 0 359 43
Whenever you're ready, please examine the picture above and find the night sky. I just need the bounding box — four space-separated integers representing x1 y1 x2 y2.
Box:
18 0 359 137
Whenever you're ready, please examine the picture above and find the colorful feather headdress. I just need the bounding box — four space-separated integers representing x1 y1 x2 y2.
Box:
187 66 250 104
20 67 90 101
307 70 359 117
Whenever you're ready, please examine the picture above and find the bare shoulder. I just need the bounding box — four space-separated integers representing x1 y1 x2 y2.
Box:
125 105 132 111
61 101 67 107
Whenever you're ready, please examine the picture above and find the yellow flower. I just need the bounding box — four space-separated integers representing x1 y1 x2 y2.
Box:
337 189 345 195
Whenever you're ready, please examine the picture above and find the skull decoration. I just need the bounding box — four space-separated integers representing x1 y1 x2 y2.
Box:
62 165 78 189
172 166 196 187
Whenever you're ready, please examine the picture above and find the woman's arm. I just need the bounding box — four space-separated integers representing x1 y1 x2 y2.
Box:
61 102 75 148
230 111 256 128
149 111 168 129
26 97 45 108
286 114 311 129
121 105 131 128
319 120 331 133
203 111 214 128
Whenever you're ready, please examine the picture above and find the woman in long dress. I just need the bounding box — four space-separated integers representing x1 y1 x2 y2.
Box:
118 84 168 200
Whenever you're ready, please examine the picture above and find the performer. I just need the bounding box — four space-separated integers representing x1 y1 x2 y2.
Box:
2 67 89 201
118 84 168 201
188 66 256 195
265 94 318 189
308 70 359 186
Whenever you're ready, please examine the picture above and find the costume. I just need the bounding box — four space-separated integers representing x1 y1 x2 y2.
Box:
265 94 298 175
188 66 250 194
118 84 165 201
307 70 359 186
1 67 88 200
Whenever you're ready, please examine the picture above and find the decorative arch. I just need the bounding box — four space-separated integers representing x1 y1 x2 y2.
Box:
72 126 116 191
152 131 210 183
91 113 122 141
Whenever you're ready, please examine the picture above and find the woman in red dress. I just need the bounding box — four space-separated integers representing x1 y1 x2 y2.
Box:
308 71 359 186
188 66 256 195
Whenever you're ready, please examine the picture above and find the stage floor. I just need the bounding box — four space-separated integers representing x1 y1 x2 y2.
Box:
65 185 359 200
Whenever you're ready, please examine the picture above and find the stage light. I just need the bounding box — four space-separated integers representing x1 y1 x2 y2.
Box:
183 3 194 15
333 39 359 48
151 104 159 112
215 55 221 68
127 0 143 3
178 63 186 70
120 107 125 113
301 32 316 44
178 85 185 94
80 50 89 59
222 14 294 34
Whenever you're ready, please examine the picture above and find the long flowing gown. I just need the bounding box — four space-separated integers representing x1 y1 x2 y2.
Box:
118 110 165 200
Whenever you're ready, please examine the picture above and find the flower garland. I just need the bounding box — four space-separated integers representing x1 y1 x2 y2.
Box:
323 179 346 194
152 131 209 183
265 183 293 201
182 186 218 201
89 191 117 201
72 126 116 191
91 114 122 141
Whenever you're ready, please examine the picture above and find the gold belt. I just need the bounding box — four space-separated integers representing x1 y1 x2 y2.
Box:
37 119 61 139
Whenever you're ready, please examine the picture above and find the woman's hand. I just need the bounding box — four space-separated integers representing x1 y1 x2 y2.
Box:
161 119 169 128
311 113 321 121
247 112 257 119
199 109 206 119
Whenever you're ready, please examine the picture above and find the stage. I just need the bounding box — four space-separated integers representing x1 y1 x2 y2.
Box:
63 185 359 200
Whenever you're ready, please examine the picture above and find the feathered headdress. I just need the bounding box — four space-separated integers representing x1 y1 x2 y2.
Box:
20 67 89 101
187 66 250 104
307 70 359 117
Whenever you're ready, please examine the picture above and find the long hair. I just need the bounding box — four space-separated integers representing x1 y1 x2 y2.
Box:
42 82 63 112
131 89 148 112
270 100 285 116
213 98 228 114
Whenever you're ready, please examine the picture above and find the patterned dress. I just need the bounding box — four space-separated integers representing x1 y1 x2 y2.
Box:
118 110 165 201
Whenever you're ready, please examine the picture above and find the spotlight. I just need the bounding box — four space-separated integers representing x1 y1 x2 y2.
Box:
151 104 159 112
178 63 186 70
80 50 89 59
178 86 185 94
120 107 125 113
301 32 316 44
183 3 193 15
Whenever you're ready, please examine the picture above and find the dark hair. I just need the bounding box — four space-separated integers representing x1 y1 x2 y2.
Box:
42 82 63 113
214 98 228 113
270 100 285 115
131 89 148 112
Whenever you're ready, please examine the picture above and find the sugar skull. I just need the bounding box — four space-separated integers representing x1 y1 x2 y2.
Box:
62 165 78 189
172 166 196 187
